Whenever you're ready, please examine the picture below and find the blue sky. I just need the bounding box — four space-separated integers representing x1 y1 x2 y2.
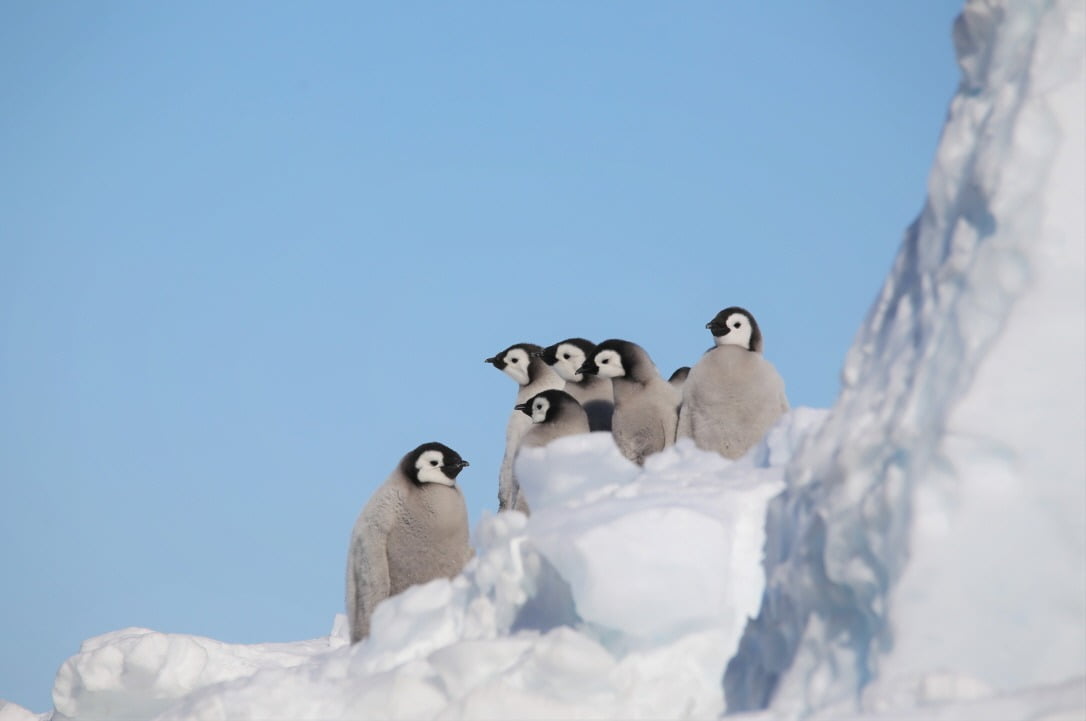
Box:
1 1 962 711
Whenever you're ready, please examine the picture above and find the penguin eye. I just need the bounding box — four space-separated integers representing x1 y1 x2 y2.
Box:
429 460 439 466
510 357 519 363
601 358 609 364
562 353 570 360
733 321 742 329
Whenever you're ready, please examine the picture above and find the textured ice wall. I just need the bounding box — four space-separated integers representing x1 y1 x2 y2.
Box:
724 0 1086 714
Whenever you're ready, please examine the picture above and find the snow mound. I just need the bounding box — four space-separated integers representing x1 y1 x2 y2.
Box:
44 410 826 720
725 0 1086 716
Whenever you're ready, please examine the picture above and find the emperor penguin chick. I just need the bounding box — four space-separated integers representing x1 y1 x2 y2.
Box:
579 339 678 465
677 307 789 459
538 338 614 431
345 442 472 643
485 343 564 513
668 366 691 406
510 389 591 512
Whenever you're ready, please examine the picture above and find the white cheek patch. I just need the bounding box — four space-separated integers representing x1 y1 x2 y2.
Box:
554 344 585 383
415 450 455 486
531 398 550 423
716 313 753 349
501 349 532 385
594 349 625 378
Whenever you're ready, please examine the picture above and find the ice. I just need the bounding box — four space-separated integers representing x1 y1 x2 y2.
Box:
725 0 1085 715
9 0 1085 718
49 624 347 720
39 410 819 720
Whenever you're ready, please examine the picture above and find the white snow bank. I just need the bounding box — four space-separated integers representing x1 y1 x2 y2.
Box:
725 0 1086 716
729 675 1086 721
0 700 49 721
43 409 826 720
48 624 348 720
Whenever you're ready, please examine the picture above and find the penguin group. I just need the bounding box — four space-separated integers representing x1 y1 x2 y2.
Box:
345 306 788 643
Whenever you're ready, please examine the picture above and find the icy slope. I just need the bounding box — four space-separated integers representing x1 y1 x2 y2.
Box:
30 412 825 721
725 0 1085 715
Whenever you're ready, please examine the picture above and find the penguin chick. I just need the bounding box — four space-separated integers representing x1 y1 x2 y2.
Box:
668 366 691 406
485 343 564 513
509 389 591 513
345 442 472 643
538 338 614 432
669 366 691 386
579 339 678 465
677 307 788 459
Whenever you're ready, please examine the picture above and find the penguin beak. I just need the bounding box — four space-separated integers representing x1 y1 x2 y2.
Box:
443 460 469 479
484 356 498 364
705 321 712 329
577 362 595 375
514 402 531 416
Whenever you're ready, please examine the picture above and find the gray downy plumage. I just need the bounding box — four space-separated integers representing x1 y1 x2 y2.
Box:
510 389 591 513
667 366 690 406
485 343 564 513
538 338 614 431
579 339 678 466
345 442 472 643
677 307 789 459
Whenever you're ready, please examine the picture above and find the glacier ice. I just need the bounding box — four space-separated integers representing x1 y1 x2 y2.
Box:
724 0 1085 715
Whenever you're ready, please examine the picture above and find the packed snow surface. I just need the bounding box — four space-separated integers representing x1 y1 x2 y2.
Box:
27 417 821 721
3 0 1083 719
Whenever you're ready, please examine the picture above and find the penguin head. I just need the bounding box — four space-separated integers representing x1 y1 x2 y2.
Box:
579 339 640 380
402 442 470 487
514 389 579 424
669 366 691 385
540 338 595 383
485 343 543 386
706 307 763 352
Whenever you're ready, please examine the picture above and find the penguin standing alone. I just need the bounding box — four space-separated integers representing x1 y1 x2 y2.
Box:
345 442 472 643
538 338 614 431
510 389 591 512
579 339 678 465
677 306 789 459
485 343 564 512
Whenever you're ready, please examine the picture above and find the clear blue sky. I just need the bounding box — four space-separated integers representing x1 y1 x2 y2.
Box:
1 1 961 711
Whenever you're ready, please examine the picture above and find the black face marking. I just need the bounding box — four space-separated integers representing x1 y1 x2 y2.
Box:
541 338 594 368
578 357 599 375
587 339 644 378
486 343 544 372
707 306 762 351
521 389 579 422
401 442 469 484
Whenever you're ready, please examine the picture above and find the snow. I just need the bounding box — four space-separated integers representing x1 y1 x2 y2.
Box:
3 0 1083 718
724 0 1085 715
26 418 819 721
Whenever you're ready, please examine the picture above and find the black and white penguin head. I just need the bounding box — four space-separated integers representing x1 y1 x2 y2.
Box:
707 307 763 352
539 338 595 383
514 389 579 424
402 442 469 487
669 366 691 385
484 343 542 386
578 339 644 380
